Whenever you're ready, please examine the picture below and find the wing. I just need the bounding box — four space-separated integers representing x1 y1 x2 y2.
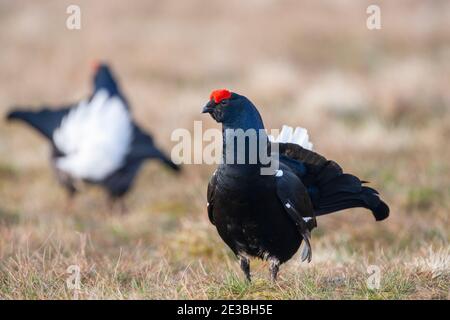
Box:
127 125 155 159
206 170 218 225
6 106 72 140
127 125 180 172
101 161 143 197
274 166 316 262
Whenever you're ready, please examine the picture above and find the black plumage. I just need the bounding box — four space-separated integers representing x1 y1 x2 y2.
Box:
6 63 180 208
203 89 389 281
275 143 389 221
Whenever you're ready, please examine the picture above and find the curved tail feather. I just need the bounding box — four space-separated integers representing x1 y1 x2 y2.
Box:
159 153 181 172
128 126 181 172
277 143 389 221
314 174 389 221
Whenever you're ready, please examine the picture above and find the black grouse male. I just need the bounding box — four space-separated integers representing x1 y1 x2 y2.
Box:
7 63 179 209
203 89 389 281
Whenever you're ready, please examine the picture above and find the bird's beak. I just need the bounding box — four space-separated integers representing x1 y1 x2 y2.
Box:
202 100 215 114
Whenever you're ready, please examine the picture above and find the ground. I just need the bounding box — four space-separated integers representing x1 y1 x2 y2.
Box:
0 1 449 299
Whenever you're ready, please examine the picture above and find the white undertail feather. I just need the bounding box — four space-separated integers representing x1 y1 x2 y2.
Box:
53 89 133 181
268 125 313 150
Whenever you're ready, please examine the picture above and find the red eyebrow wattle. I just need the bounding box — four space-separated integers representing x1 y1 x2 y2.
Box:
210 89 231 103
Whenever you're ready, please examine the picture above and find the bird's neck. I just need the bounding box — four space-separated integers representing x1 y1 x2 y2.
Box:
221 111 270 170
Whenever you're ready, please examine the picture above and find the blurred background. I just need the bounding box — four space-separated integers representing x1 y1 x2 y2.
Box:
0 0 448 299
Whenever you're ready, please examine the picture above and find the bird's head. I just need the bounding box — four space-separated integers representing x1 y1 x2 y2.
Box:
202 89 265 130
91 61 119 95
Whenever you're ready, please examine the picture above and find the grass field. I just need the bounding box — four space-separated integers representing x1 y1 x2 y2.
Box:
0 1 449 299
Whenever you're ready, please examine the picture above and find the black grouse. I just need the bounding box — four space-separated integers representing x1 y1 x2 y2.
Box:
7 63 180 210
203 89 389 281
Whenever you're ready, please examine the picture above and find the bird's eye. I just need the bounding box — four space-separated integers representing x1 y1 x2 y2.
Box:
220 99 228 106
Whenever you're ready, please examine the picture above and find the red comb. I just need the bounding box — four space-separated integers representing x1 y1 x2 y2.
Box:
210 89 231 103
91 60 100 71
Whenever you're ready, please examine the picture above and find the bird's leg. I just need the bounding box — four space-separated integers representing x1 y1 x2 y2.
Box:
238 255 251 282
269 258 280 282
107 196 128 215
106 195 114 212
58 173 77 212
117 198 128 215
65 188 77 212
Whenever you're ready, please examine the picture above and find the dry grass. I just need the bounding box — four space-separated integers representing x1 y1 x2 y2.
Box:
0 1 449 299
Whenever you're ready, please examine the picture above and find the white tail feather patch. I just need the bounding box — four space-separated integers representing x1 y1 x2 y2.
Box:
53 90 133 181
268 125 313 150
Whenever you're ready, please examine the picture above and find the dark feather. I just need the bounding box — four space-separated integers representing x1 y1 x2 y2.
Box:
128 126 180 172
277 142 390 221
6 107 71 140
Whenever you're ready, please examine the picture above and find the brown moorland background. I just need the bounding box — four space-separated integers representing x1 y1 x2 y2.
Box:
0 0 449 299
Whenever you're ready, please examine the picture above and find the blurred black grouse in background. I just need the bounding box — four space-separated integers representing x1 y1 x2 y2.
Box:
7 63 180 210
203 89 389 281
